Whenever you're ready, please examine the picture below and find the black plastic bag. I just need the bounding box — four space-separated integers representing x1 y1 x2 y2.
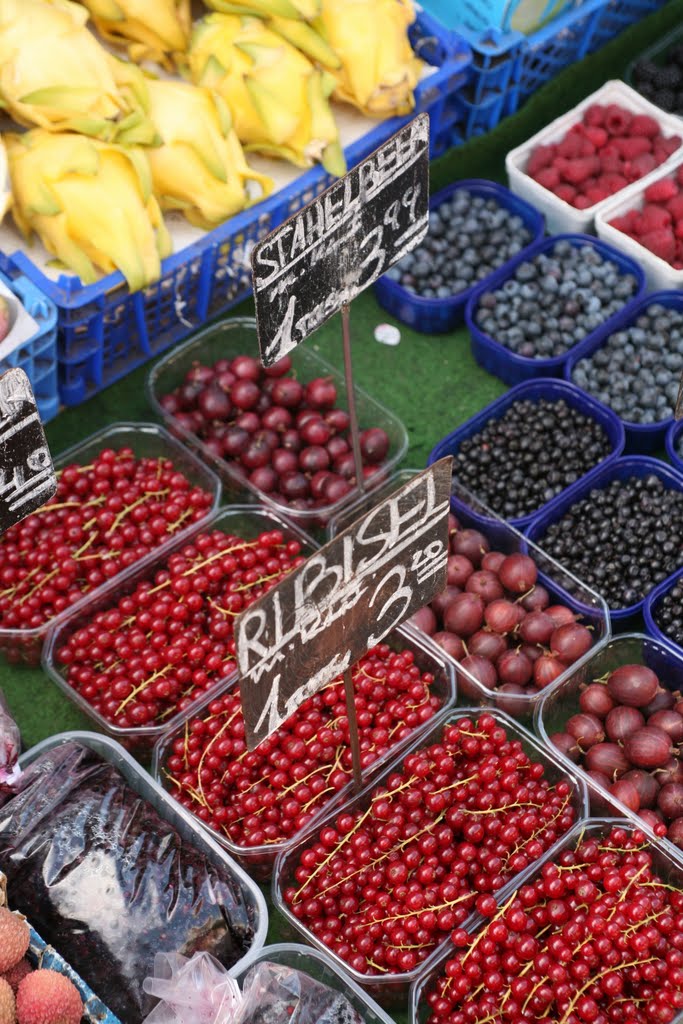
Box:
0 741 256 1023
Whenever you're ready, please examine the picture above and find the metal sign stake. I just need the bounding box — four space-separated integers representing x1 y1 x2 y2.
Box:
343 665 363 791
341 301 365 496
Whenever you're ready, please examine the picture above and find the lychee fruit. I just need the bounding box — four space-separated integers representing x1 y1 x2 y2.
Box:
0 977 15 1024
0 906 30 973
3 957 32 992
17 969 82 1024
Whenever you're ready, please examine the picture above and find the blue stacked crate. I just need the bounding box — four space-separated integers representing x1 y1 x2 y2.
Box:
28 927 121 1023
591 0 672 53
0 271 58 424
0 11 470 409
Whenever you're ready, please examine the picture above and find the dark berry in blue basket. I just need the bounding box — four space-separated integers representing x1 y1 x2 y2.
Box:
653 576 683 648
572 303 683 424
385 188 533 299
535 474 683 609
453 398 612 518
473 241 639 360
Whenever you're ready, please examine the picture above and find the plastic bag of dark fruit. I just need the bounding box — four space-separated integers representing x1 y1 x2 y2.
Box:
0 741 256 1023
236 962 363 1024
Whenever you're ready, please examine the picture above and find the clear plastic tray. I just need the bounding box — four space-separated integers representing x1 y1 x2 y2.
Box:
506 80 683 235
146 317 408 539
42 506 316 754
535 631 683 864
409 816 683 1024
152 624 456 881
17 731 268 986
229 944 397 1024
328 470 611 722
0 421 221 666
272 706 588 1002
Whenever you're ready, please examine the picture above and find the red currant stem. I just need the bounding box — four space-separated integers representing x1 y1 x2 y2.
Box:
196 717 235 807
18 566 60 604
300 786 335 815
42 497 106 513
560 958 657 1024
502 796 570 867
432 771 479 796
292 803 378 902
462 892 517 968
167 508 193 534
109 490 169 534
208 597 238 617
603 862 648 923
116 666 170 715
623 907 667 937
0 566 40 599
356 888 471 930
462 800 539 816
235 570 286 592
147 541 258 596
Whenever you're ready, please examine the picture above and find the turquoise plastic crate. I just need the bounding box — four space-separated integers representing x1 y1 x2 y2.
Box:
0 12 471 408
0 271 58 424
29 927 120 1023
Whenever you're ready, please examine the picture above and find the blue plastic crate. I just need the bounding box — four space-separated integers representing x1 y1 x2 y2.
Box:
666 418 683 474
373 178 544 333
428 378 625 531
592 0 672 53
29 927 120 1023
643 571 683 661
466 233 646 387
0 272 58 424
565 292 683 456
526 454 683 623
0 13 471 408
516 0 605 104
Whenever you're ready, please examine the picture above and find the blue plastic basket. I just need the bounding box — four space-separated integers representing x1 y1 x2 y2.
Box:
373 179 544 334
0 271 58 424
428 377 625 531
643 570 683 660
466 233 646 387
29 927 120 1023
0 13 471 409
666 418 683 474
526 454 683 623
592 0 672 53
565 292 683 456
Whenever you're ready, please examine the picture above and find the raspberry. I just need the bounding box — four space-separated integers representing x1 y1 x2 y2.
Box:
663 135 682 157
644 178 678 203
583 104 606 127
597 173 628 194
584 186 610 205
615 137 652 159
629 114 662 138
584 126 608 149
627 152 657 180
639 228 676 263
557 134 585 160
599 150 624 175
636 205 672 233
677 165 683 187
674 221 683 241
555 184 577 204
533 166 561 190
604 104 632 135
579 137 597 157
609 212 638 234
559 156 600 185
526 144 556 176
574 195 593 210
667 194 683 221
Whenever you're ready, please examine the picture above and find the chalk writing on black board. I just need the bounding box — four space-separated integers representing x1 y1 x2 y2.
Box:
237 458 452 749
0 369 56 534
252 114 430 366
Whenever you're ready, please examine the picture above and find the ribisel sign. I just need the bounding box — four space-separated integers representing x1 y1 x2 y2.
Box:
236 459 452 751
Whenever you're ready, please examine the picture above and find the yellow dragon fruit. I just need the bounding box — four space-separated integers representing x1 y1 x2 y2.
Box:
77 0 192 69
203 0 341 67
145 79 273 229
319 0 422 117
188 13 345 175
6 130 172 291
0 0 158 143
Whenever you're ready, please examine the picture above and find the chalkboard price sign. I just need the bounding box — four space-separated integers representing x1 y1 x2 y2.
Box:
0 369 56 534
236 458 452 750
251 114 430 366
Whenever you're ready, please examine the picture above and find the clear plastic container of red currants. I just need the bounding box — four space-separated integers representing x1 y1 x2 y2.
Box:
41 506 317 754
0 422 221 667
536 632 683 862
151 624 456 881
146 317 408 540
329 471 611 723
228 944 397 1024
410 818 683 1024
272 708 589 1002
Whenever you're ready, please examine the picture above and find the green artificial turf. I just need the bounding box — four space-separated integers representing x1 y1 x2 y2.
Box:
1 0 683 1013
